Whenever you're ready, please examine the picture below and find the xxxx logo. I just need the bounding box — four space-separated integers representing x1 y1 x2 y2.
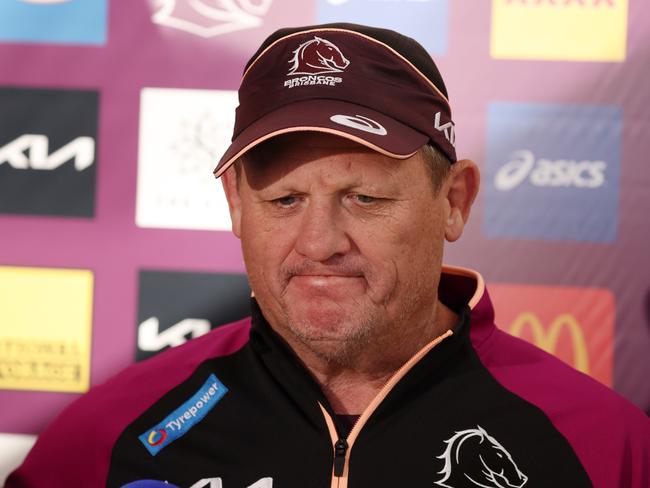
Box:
491 0 628 61
504 0 615 5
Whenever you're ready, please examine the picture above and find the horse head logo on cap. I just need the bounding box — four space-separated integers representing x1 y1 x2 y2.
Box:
287 36 350 76
436 425 528 488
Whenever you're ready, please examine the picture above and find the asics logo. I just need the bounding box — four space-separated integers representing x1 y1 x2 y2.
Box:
495 150 607 191
330 114 388 135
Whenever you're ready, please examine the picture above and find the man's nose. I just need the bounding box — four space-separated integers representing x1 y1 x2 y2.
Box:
294 199 351 262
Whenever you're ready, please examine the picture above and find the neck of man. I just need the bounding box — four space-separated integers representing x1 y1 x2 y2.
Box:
285 300 459 416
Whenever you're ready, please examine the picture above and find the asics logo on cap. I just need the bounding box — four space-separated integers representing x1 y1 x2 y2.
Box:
330 114 388 135
288 36 350 76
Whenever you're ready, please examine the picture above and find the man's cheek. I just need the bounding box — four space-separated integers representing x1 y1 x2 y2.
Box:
361 260 398 304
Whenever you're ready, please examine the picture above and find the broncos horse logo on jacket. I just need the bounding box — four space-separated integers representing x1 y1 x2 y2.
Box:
287 36 350 76
436 425 528 488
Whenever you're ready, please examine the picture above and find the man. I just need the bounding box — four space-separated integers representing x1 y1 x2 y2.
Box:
7 23 650 488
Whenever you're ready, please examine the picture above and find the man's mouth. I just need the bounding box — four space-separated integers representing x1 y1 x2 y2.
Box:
289 274 365 292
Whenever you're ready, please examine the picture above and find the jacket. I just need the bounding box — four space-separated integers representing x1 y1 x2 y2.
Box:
7 266 650 488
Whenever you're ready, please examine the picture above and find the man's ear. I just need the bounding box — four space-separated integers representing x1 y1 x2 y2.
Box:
221 165 242 238
444 159 480 242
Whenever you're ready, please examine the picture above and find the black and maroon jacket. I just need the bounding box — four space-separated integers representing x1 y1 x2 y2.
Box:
7 266 650 488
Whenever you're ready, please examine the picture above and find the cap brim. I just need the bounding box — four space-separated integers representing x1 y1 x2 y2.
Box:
213 99 429 177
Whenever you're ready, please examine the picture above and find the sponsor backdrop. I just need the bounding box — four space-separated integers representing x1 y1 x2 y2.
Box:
0 0 648 479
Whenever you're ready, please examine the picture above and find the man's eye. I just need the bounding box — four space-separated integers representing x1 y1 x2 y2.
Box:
354 194 377 204
273 196 298 208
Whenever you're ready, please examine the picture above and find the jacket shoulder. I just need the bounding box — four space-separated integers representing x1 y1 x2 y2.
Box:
5 318 251 488
474 325 650 487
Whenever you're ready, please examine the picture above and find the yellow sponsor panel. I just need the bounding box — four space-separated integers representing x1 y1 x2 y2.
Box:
509 312 589 374
0 266 93 393
491 0 628 61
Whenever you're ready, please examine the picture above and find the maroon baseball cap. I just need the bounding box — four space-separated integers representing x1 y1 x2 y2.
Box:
213 23 456 177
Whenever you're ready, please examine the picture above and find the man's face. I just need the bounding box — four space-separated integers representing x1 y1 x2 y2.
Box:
223 133 456 365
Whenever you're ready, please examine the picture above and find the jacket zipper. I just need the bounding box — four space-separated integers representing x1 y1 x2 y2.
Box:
333 439 348 476
320 328 454 488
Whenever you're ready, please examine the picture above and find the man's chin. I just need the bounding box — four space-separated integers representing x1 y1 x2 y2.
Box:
281 307 374 360
289 328 370 365
286 302 361 334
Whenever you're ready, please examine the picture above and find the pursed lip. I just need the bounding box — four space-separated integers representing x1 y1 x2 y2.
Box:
289 274 365 289
291 271 363 278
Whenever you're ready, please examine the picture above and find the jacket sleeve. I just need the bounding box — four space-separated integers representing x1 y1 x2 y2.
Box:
619 406 650 487
474 325 650 487
5 390 118 487
6 320 252 488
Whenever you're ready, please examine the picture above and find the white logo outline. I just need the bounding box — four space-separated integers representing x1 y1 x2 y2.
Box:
329 114 388 136
436 425 528 488
0 134 95 171
434 111 456 148
152 0 273 38
189 478 273 488
138 317 212 352
494 149 607 191
287 36 350 76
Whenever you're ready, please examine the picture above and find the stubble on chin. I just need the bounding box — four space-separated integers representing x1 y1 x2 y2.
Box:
281 301 381 367
272 259 382 365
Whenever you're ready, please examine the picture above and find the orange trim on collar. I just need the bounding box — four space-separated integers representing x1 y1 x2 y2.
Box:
440 264 486 310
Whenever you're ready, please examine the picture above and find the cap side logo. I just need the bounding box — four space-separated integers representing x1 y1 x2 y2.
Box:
330 114 388 136
434 112 455 148
288 36 350 76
